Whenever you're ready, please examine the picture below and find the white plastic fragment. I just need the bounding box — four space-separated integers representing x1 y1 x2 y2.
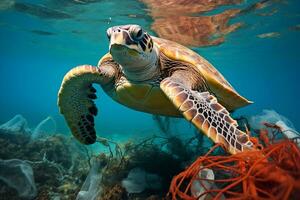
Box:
76 160 102 200
276 120 300 148
249 110 295 130
32 116 56 139
0 115 57 140
0 114 30 133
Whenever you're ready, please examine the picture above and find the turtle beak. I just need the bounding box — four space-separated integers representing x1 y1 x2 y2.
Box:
110 44 139 57
108 26 126 49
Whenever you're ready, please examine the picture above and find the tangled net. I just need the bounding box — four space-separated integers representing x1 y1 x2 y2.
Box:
169 123 300 200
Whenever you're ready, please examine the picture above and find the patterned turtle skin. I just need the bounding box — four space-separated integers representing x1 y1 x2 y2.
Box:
58 24 254 154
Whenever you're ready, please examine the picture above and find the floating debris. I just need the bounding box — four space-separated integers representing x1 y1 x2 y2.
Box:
257 32 280 38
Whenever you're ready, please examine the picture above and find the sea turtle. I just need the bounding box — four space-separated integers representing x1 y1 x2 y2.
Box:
58 24 254 154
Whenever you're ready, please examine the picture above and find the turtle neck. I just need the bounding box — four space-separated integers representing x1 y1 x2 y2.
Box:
121 47 160 82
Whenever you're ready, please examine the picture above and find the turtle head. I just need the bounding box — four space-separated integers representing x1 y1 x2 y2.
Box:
107 25 157 71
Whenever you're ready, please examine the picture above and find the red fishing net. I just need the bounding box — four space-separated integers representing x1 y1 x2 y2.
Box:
169 124 300 200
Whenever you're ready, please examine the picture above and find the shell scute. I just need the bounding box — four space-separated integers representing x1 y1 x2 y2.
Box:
152 36 252 111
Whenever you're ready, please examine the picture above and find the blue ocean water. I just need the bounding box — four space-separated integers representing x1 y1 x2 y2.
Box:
0 0 299 145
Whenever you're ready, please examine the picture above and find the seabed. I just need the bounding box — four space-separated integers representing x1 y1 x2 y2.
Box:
0 112 299 200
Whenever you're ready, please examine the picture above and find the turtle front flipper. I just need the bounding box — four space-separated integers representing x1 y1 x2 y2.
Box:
160 77 254 154
58 64 116 144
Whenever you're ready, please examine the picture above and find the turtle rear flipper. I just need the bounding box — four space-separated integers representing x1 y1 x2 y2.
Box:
160 77 254 154
58 64 116 144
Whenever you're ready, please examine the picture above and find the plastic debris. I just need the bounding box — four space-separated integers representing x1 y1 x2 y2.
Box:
0 115 57 140
0 114 30 134
191 168 222 200
76 159 102 200
122 167 162 194
32 116 56 139
276 120 300 147
0 159 37 199
249 109 295 130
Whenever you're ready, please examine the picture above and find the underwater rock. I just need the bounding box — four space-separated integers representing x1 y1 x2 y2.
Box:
0 159 37 199
0 114 30 134
122 167 162 194
31 116 56 140
76 159 102 200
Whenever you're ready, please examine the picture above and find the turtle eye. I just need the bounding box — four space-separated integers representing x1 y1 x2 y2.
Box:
131 26 144 41
136 29 143 39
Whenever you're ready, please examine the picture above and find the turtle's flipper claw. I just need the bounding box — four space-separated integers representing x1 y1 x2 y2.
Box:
58 65 114 144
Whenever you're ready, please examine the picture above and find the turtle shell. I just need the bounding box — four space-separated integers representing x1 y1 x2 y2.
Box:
152 36 252 111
